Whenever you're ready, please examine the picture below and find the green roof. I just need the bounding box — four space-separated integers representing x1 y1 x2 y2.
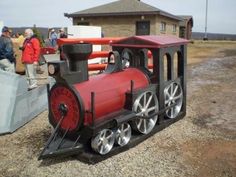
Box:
65 0 181 21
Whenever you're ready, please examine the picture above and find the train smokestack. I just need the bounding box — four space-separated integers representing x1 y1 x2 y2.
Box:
48 43 92 84
62 43 92 72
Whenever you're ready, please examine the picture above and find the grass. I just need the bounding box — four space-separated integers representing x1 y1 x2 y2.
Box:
188 40 236 64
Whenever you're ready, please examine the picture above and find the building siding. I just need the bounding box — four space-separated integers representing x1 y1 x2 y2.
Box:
156 15 179 36
73 15 179 37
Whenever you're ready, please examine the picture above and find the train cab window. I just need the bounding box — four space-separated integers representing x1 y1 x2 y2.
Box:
164 53 172 82
121 51 130 68
137 49 155 81
177 51 183 78
105 51 122 73
109 54 115 64
173 52 178 79
138 49 149 68
121 48 133 69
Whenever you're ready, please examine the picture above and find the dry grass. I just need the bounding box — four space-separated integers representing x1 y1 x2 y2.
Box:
188 40 236 64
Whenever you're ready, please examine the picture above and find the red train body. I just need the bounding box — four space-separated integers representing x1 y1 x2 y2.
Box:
74 68 149 124
50 68 149 132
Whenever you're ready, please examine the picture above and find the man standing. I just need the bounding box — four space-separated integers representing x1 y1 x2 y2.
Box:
21 29 40 90
0 26 15 72
50 29 57 48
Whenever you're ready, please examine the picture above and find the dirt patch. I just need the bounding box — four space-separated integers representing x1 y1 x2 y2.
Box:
188 56 236 134
184 55 236 176
221 49 236 57
182 139 236 177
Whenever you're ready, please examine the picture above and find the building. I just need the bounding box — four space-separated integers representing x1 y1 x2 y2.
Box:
0 21 4 35
65 0 183 38
178 16 194 40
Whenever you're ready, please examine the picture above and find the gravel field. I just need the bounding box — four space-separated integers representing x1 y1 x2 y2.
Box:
0 42 236 177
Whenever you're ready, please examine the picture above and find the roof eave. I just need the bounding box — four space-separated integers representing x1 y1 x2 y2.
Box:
65 11 181 21
65 11 160 18
159 12 182 21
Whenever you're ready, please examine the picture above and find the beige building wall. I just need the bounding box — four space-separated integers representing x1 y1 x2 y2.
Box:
73 15 179 37
156 15 179 36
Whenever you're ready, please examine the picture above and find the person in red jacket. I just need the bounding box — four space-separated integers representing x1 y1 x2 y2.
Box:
21 29 40 90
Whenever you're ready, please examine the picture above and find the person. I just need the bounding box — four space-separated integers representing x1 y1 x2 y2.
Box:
58 28 67 38
50 29 57 48
0 26 16 72
21 29 40 90
16 32 25 44
57 28 67 60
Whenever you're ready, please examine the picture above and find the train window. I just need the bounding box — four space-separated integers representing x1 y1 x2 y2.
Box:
121 48 133 69
163 53 171 81
109 53 116 64
173 52 178 79
146 50 153 74
135 49 148 68
105 51 122 73
173 52 183 79
177 51 183 77
122 51 130 68
136 49 153 78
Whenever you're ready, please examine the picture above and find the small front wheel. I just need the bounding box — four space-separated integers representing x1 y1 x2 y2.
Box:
91 129 115 155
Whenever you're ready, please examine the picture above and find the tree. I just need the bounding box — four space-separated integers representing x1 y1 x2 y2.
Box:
32 24 45 47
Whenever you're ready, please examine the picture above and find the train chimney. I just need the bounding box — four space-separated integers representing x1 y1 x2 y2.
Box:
48 43 92 84
62 43 92 83
62 43 92 70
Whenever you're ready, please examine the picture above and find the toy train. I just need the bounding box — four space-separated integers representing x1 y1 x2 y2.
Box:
39 35 188 163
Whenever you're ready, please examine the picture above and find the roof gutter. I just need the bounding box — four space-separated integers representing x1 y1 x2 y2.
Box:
65 11 181 21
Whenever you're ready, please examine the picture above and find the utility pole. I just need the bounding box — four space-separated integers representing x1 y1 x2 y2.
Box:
204 0 208 40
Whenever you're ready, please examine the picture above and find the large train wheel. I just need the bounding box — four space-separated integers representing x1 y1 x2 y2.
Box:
115 123 132 146
164 82 183 119
91 129 115 155
132 91 159 134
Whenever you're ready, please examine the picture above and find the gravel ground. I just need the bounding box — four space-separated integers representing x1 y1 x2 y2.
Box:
0 54 236 177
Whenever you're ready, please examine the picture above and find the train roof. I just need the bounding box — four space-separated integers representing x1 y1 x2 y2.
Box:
57 36 188 49
111 35 189 48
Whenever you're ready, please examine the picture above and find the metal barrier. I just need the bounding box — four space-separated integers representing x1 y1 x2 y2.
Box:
0 70 54 134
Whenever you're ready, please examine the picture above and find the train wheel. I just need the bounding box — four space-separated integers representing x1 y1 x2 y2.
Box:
132 91 159 134
115 123 132 146
164 82 183 119
91 129 115 155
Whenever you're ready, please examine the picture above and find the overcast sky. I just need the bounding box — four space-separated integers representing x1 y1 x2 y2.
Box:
0 0 235 34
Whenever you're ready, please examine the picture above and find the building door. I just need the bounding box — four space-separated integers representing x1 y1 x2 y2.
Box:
136 21 150 35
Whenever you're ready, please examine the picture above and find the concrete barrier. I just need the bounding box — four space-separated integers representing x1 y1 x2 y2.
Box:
0 70 52 134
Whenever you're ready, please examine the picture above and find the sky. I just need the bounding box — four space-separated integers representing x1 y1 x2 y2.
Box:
0 0 236 34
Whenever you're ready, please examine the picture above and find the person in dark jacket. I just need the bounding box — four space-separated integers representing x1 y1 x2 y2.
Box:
21 28 40 90
58 28 67 38
0 26 15 73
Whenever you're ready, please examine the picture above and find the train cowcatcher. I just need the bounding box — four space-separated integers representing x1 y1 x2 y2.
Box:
39 35 188 163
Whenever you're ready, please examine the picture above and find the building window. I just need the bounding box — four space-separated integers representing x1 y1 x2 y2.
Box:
179 27 185 38
160 22 166 32
136 21 150 35
172 24 177 33
77 22 90 26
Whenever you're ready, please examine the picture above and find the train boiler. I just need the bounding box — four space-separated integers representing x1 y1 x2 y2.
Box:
39 35 188 163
